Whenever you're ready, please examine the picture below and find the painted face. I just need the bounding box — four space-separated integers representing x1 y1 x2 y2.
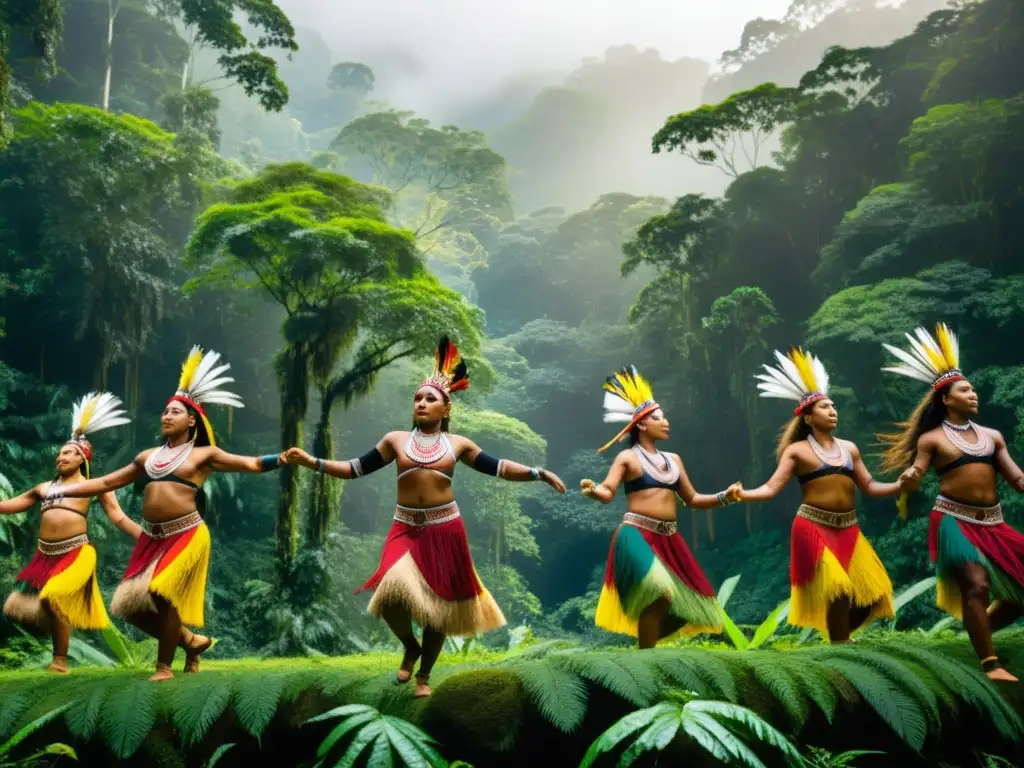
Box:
804 398 838 431
639 409 670 441
943 379 978 415
413 386 449 427
161 401 195 438
55 443 85 475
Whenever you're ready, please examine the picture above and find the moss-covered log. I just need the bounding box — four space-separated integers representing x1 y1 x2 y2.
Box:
2 633 1024 766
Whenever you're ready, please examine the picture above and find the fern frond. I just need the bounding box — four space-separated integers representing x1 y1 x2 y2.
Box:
778 658 839 723
340 719 383 766
684 709 765 768
647 650 709 696
232 674 284 743
619 711 681 766
689 700 803 763
747 657 808 726
580 702 674 768
65 684 108 739
673 650 740 702
381 718 447 768
563 652 660 707
0 692 29 741
367 730 394 767
0 703 73 760
508 658 588 733
171 678 232 746
815 657 927 750
207 743 236 767
100 680 157 759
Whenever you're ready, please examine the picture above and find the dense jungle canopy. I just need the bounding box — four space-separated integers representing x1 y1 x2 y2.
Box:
1 0 1024 762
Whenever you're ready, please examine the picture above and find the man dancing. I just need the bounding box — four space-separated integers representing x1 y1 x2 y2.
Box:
882 323 1024 680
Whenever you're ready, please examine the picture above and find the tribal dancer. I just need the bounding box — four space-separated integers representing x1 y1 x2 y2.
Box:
580 367 739 649
881 323 1024 681
283 337 566 698
2 393 139 673
42 346 284 680
737 348 902 643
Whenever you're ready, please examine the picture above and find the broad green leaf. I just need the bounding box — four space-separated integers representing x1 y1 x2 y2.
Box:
748 600 791 649
717 574 742 610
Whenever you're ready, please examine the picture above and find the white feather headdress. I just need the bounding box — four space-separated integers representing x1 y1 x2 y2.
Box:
881 323 963 389
755 348 831 415
169 345 244 448
65 391 131 463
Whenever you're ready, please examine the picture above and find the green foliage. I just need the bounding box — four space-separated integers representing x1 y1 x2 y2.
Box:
0 703 74 768
306 704 447 768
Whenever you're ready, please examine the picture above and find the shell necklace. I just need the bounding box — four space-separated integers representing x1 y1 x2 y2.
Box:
404 428 450 466
808 434 847 467
634 445 680 485
145 440 194 479
942 420 992 457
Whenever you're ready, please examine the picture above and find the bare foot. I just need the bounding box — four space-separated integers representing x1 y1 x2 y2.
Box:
396 643 422 684
414 675 431 698
149 664 174 682
986 667 1018 682
46 657 69 674
184 634 216 674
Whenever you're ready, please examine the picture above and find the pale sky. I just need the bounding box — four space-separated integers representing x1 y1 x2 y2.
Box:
280 0 794 111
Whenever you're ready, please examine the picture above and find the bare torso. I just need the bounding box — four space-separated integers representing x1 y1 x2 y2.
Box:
924 425 999 506
620 450 685 522
137 446 216 523
790 440 857 512
36 477 91 541
388 431 463 508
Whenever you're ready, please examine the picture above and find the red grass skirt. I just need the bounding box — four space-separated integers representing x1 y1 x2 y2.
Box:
111 514 210 627
789 508 893 637
355 504 505 636
3 538 108 630
595 517 722 640
928 502 1024 619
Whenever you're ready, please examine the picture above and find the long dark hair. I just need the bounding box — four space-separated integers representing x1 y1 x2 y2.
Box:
879 384 950 472
183 404 213 447
775 415 812 462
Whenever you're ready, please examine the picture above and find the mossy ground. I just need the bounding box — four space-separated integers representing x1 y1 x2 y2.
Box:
3 631 1024 767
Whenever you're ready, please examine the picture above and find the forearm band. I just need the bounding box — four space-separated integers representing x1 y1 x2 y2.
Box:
259 455 280 472
472 451 501 477
350 448 386 478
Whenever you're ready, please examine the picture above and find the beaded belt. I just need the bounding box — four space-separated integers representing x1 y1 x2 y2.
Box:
935 495 1003 526
796 504 858 529
394 502 461 527
623 512 677 536
37 534 89 556
143 511 202 539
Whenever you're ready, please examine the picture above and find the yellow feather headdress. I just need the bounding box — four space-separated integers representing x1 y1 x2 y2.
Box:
755 347 831 415
881 323 963 390
598 366 660 452
168 345 244 447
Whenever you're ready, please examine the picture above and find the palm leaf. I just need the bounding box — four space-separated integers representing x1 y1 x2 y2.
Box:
688 700 803 762
100 680 157 759
366 731 394 768
618 711 681 766
101 625 136 667
685 709 766 768
0 703 72 760
381 718 444 768
172 678 233 746
680 717 744 765
233 673 285 742
67 637 117 668
717 575 742 611
388 718 446 765
579 702 673 768
748 600 790 649
315 711 377 759
338 719 383 768
508 658 588 733
720 608 750 650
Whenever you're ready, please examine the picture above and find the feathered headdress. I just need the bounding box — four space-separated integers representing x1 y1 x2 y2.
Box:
168 345 244 447
755 348 831 415
598 366 660 453
881 323 963 390
65 392 131 475
419 337 469 400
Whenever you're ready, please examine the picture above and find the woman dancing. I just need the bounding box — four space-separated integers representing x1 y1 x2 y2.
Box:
42 346 284 680
881 323 1024 680
2 393 139 673
737 347 902 642
579 366 739 648
284 337 566 697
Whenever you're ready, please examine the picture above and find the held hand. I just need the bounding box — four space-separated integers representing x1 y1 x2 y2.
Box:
540 469 566 494
283 447 313 468
580 478 597 499
724 481 743 504
899 467 922 492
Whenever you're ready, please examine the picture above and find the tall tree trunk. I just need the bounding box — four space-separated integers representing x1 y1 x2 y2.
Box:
275 346 309 579
102 0 121 111
307 387 343 547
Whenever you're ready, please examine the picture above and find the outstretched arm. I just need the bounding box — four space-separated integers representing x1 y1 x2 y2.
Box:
739 449 797 503
993 430 1024 493
283 435 397 480
97 491 142 539
458 439 566 493
206 447 285 474
580 455 628 504
0 485 42 515
899 434 937 491
47 461 143 500
673 455 741 509
850 442 903 498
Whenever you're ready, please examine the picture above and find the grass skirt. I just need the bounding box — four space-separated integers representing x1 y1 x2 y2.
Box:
595 521 722 640
929 510 1024 619
3 541 109 631
356 507 505 637
789 514 893 637
111 519 210 627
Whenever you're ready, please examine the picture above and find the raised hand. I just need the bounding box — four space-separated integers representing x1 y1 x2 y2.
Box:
540 469 566 494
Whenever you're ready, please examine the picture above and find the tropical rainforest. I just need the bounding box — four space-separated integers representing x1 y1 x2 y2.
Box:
2 0 1024 765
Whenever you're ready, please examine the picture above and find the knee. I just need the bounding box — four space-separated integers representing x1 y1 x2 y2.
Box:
963 576 990 604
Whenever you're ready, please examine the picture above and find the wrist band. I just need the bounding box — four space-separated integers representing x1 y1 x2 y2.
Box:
530 467 541 481
717 491 727 507
258 455 280 472
317 458 325 474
